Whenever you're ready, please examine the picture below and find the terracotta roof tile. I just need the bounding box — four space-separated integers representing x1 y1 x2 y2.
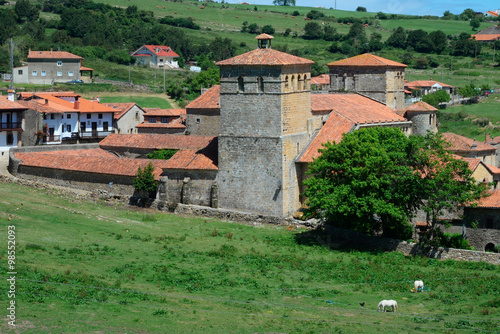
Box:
99 133 214 150
186 85 221 109
298 113 355 163
472 34 500 41
461 157 481 172
80 66 94 71
0 96 27 110
311 94 408 124
311 74 330 85
143 108 186 116
255 33 274 40
216 48 314 66
405 101 438 112
28 51 83 59
485 164 500 175
468 189 500 208
132 45 179 58
136 118 185 129
405 80 453 88
103 103 137 120
18 92 116 114
166 148 217 170
327 53 406 68
442 132 497 153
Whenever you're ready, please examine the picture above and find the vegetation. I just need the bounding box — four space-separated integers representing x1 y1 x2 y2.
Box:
422 89 451 107
0 181 499 333
147 149 178 160
133 162 157 194
304 127 487 241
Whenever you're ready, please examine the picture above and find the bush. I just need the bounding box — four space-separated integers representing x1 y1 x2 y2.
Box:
261 25 275 35
133 162 158 194
147 149 178 160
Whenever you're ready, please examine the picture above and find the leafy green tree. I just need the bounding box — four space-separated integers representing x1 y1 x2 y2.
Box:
261 25 275 35
133 162 158 194
273 0 295 5
429 30 448 54
306 10 325 20
356 6 367 12
304 127 486 240
208 37 235 61
303 21 323 40
459 8 476 20
422 89 450 107
247 23 260 34
452 32 480 57
0 9 18 45
458 84 479 97
368 32 383 51
14 0 39 23
470 18 480 31
406 29 433 53
323 25 339 42
147 149 178 160
189 67 220 95
386 27 406 48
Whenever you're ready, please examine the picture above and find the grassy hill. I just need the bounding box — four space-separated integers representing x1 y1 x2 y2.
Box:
0 181 499 333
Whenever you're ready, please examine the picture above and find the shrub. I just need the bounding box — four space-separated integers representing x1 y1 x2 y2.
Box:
133 162 158 194
147 149 178 160
261 25 275 35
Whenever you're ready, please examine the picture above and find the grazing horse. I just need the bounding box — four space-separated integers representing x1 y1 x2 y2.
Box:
414 280 424 292
378 300 398 312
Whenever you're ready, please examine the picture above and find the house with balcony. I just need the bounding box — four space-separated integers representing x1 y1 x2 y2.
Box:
17 92 115 143
131 45 180 69
136 108 186 134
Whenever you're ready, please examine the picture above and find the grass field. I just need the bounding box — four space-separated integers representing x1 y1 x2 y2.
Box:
0 182 499 333
97 95 174 108
438 94 500 140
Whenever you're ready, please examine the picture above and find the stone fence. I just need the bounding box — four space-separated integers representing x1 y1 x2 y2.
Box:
175 204 500 265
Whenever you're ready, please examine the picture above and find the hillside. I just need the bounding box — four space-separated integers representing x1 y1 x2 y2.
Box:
0 181 499 333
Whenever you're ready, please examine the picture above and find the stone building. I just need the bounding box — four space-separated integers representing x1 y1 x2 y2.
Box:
396 101 438 136
442 132 497 166
185 85 221 136
327 53 407 110
136 108 185 135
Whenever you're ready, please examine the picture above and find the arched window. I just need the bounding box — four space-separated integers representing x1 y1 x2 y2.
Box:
298 75 302 91
258 76 264 93
285 75 289 90
238 76 244 92
429 114 432 125
291 75 295 91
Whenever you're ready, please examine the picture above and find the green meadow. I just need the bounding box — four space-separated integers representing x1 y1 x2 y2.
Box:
0 182 499 333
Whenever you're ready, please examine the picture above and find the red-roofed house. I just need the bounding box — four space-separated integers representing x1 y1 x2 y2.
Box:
103 103 145 134
405 80 453 98
131 45 180 69
13 49 87 84
185 85 220 136
136 108 186 134
442 132 497 166
310 74 330 91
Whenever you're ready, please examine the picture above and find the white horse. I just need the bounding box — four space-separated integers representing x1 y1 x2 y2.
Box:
414 280 424 292
378 300 398 312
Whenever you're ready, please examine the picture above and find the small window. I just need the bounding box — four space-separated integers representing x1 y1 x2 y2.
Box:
87 114 91 119
67 124 71 133
41 71 46 77
161 117 168 123
67 114 71 119
50 114 55 120
18 70 23 75
149 117 157 123
429 115 432 125
6 132 13 145
103 122 109 132
43 114 47 120
57 61 63 66
32 71 38 77
57 71 62 77
258 76 264 93
196 117 201 124
486 218 493 229
238 76 244 92
98 113 103 119
68 71 74 77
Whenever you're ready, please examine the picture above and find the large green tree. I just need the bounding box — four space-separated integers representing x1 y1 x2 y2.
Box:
304 127 487 240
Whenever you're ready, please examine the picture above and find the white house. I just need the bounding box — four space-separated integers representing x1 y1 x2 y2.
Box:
131 45 180 69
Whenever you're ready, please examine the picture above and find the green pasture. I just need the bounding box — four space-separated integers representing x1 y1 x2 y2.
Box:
97 95 173 108
0 182 499 333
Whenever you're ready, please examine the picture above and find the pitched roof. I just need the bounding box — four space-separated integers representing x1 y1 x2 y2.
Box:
132 45 179 58
405 80 453 89
216 48 314 66
186 85 221 110
99 133 214 150
311 93 408 125
327 53 407 68
166 148 217 170
311 74 330 85
18 92 116 114
0 96 27 110
103 103 140 120
485 11 498 17
297 113 355 163
80 66 94 71
136 118 185 129
442 132 497 153
471 34 500 41
405 101 438 112
468 189 500 208
28 50 83 60
255 33 274 40
143 108 186 117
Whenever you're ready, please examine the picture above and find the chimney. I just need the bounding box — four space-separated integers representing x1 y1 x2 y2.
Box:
471 139 477 150
7 90 15 102
44 99 48 105
74 96 80 109
50 48 53 54
486 134 491 143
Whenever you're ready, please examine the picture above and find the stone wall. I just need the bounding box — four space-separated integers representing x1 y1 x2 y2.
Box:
406 112 436 136
185 108 220 136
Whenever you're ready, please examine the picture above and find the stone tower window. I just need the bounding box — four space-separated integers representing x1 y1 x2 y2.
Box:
238 76 244 92
291 75 296 91
258 76 264 93
285 75 289 90
298 75 302 90
429 114 432 125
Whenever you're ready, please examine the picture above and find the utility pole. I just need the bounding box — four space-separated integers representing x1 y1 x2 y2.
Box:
9 38 14 90
163 65 166 91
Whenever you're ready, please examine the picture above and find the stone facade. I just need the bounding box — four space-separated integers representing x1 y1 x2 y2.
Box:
185 109 220 136
405 112 437 136
464 207 500 251
329 66 405 110
28 58 82 85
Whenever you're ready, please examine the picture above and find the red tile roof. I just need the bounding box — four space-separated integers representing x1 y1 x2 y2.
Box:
255 33 274 40
28 50 83 59
461 157 481 172
136 118 185 129
132 45 179 58
143 108 186 116
80 66 94 71
327 53 406 68
472 34 500 41
297 113 355 163
216 48 314 66
485 11 498 17
99 133 214 150
442 132 497 153
19 92 116 114
468 189 500 208
311 74 330 85
186 85 221 110
405 101 438 112
405 80 453 89
104 103 138 120
166 149 217 170
0 96 27 110
15 150 168 180
311 94 407 124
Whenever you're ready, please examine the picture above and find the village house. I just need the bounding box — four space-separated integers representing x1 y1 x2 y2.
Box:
131 45 180 69
404 79 454 99
185 85 220 136
310 74 330 91
103 103 145 134
136 108 186 134
12 50 93 85
442 132 497 166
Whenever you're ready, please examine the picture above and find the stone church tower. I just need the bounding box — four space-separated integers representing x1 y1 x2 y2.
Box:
216 34 314 216
327 53 407 110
